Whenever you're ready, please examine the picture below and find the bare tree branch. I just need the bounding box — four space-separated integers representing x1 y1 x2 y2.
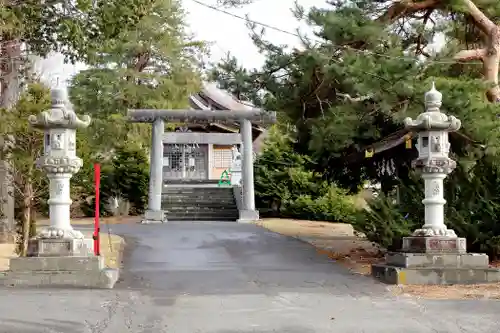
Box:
461 0 496 35
337 93 373 102
377 0 440 24
454 48 487 61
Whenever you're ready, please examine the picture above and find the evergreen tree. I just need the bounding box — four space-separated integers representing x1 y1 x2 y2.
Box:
69 0 206 151
210 0 500 192
210 1 500 251
1 0 156 107
69 0 205 118
0 83 51 254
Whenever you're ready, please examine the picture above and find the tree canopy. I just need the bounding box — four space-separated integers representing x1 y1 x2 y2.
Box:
209 0 500 257
68 0 205 151
0 0 159 108
1 0 156 61
210 0 500 192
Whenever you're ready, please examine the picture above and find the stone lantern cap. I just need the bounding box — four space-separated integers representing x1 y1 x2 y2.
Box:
28 89 91 130
404 83 461 132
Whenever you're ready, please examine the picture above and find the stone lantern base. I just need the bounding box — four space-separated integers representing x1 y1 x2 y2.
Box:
372 236 500 285
0 235 119 289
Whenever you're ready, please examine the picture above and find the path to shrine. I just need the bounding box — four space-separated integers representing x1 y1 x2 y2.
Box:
0 221 498 332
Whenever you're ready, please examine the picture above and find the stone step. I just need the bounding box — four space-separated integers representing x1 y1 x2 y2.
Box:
162 194 235 199
165 210 239 215
164 202 235 206
10 256 103 272
162 204 236 208
165 210 239 216
0 268 119 289
165 210 238 214
163 193 235 197
163 196 235 200
163 191 234 194
162 207 238 214
372 264 500 285
166 216 238 221
161 186 237 222
162 201 237 206
163 189 234 194
385 252 489 269
161 204 237 211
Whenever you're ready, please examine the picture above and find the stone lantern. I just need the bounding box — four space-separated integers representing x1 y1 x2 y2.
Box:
0 89 119 288
371 83 500 285
28 89 91 250
403 82 461 239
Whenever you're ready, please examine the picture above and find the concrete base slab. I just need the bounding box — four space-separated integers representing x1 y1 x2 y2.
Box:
142 209 167 224
28 238 94 257
374 235 500 285
402 236 466 253
386 252 489 268
10 256 104 271
0 256 119 289
372 264 500 285
237 209 259 223
0 268 119 289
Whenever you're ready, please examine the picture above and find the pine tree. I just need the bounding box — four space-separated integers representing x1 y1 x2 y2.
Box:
69 0 206 151
69 0 205 118
210 0 500 191
1 0 157 107
208 0 500 255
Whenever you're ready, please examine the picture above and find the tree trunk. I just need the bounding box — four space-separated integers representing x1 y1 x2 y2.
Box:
0 38 22 243
0 39 22 109
20 182 33 256
378 0 500 103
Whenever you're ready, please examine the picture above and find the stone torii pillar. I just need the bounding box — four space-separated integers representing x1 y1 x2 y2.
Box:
239 118 257 221
128 109 276 223
144 117 165 223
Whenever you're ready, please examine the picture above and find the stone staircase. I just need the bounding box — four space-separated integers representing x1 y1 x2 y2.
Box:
161 187 239 221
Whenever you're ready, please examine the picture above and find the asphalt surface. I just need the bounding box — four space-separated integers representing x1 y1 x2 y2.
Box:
0 221 499 333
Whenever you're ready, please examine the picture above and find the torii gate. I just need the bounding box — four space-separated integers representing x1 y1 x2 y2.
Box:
127 108 276 223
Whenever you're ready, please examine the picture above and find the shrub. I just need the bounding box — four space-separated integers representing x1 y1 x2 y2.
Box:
351 194 418 251
106 144 149 215
353 155 500 258
80 144 149 217
255 126 355 222
282 185 357 222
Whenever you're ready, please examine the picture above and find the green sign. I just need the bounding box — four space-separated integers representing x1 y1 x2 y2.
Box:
218 169 231 186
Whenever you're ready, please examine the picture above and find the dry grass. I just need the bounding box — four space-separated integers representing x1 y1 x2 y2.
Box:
256 218 358 238
256 218 382 275
0 232 125 271
309 239 384 275
81 231 125 269
390 284 500 299
0 244 16 271
37 216 139 226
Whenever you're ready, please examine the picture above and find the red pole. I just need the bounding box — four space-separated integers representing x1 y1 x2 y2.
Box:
93 163 101 256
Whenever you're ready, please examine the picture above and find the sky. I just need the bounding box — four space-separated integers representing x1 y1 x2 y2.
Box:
34 0 328 89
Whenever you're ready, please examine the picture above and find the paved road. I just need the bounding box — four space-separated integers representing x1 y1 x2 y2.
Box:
0 222 499 333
